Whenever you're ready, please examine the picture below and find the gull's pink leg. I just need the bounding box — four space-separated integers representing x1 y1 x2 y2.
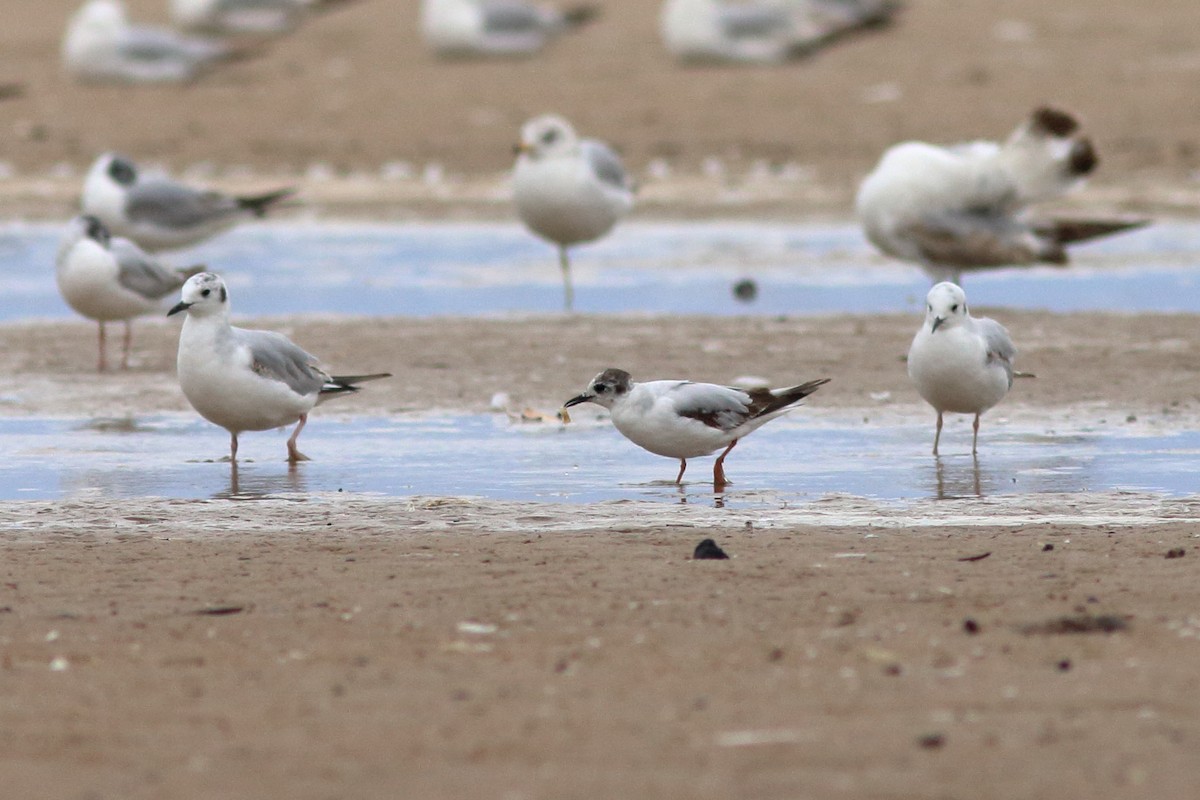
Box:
97 321 107 372
933 411 944 456
972 413 981 455
713 439 738 491
675 459 687 484
121 321 133 370
286 414 311 463
230 432 239 462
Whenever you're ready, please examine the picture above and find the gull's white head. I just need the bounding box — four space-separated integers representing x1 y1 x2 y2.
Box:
72 0 129 33
924 281 969 333
64 0 129 68
516 115 580 160
563 368 633 411
169 272 229 318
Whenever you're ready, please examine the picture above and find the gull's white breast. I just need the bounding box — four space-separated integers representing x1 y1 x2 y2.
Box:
908 326 1009 415
177 318 316 433
609 384 735 459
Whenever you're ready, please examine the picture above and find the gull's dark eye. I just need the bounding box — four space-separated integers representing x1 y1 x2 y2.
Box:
200 289 211 297
593 383 608 394
950 304 959 312
542 129 559 145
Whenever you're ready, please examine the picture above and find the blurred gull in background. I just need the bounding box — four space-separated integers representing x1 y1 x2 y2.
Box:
512 114 634 311
170 0 360 35
62 0 247 83
56 215 204 371
81 153 294 252
660 0 899 64
420 0 599 57
856 106 1148 284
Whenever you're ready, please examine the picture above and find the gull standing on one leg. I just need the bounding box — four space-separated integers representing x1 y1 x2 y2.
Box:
907 282 1015 456
168 273 389 463
513 115 634 311
856 106 1147 284
56 215 204 371
564 368 829 490
82 153 294 252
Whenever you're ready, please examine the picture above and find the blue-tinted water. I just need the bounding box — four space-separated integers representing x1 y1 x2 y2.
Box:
1 413 1196 504
2 219 1194 319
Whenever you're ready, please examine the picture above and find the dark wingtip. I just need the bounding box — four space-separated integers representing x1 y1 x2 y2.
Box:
1068 138 1098 175
1031 106 1080 138
237 187 296 217
562 5 600 26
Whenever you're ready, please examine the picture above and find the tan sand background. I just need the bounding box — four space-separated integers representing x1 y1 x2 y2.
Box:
3 1 1200 798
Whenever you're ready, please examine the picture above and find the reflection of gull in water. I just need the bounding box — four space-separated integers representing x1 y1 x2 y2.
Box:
62 0 246 84
908 282 1014 456
82 153 294 251
420 0 599 57
513 114 634 311
660 0 900 64
56 215 204 371
169 0 360 35
857 106 1148 284
169 273 390 463
564 368 829 491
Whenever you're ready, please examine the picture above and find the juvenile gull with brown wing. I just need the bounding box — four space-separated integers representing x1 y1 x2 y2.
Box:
564 369 829 490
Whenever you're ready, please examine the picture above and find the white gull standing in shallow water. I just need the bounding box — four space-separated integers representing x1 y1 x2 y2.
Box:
856 106 1147 284
513 114 634 311
169 273 390 463
659 0 899 65
564 368 829 490
82 153 294 252
56 215 204 371
62 0 242 84
420 0 598 57
907 282 1015 456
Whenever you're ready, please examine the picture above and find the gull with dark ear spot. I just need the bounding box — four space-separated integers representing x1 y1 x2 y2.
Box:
421 0 599 57
907 282 1015 456
56 215 204 371
169 273 390 464
857 106 1148 284
82 152 295 252
564 368 829 491
513 115 634 312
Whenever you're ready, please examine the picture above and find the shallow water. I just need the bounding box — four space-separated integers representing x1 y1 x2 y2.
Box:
2 219 1194 319
2 412 1197 504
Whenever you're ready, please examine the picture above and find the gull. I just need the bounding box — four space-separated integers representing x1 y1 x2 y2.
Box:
857 106 1148 284
169 0 359 35
660 0 900 65
56 215 204 371
420 0 599 57
513 114 634 311
564 368 829 490
907 282 1015 456
82 153 294 252
168 273 390 463
62 0 245 84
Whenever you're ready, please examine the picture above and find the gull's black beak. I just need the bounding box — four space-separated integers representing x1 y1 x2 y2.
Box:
167 301 191 317
563 393 592 408
931 316 945 333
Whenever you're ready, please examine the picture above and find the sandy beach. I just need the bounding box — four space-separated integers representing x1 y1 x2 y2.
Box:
4 0 1200 797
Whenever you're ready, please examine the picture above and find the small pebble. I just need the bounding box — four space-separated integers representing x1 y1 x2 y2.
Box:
963 618 980 635
1166 548 1186 559
694 539 729 560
